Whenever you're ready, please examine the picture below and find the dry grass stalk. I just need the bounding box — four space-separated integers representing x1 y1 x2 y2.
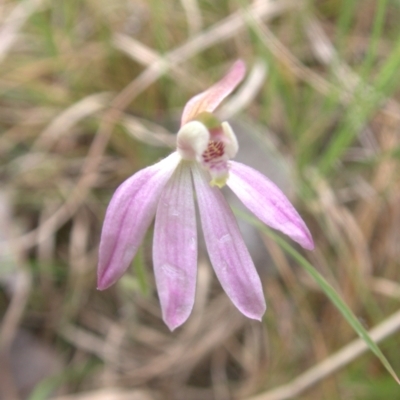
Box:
1 0 400 399
0 0 44 63
245 308 400 400
179 0 203 37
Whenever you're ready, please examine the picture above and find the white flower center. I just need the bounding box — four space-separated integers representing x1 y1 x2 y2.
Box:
176 114 238 187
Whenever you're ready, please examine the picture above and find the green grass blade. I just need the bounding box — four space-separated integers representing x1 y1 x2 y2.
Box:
359 0 389 78
317 12 400 175
335 0 358 55
237 211 400 384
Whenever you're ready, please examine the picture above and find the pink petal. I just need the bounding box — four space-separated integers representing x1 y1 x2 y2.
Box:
153 163 197 331
181 60 246 126
97 152 181 290
192 164 266 320
227 161 314 250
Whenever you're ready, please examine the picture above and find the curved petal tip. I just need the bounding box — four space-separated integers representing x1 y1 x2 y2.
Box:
227 161 315 251
164 315 187 332
240 300 266 322
97 267 119 291
181 60 247 125
302 233 315 251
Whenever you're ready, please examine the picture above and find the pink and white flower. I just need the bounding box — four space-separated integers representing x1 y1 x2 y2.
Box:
97 60 314 331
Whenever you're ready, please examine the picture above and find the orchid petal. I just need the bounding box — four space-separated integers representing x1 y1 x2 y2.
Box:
192 164 266 320
227 161 314 250
97 152 181 290
153 162 197 331
181 60 246 126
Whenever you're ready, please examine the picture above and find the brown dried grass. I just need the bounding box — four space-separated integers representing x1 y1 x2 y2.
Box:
1 1 400 399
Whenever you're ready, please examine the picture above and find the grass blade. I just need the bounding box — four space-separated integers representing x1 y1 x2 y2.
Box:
238 211 400 384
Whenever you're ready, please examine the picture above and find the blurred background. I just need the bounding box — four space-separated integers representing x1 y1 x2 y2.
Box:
1 0 400 399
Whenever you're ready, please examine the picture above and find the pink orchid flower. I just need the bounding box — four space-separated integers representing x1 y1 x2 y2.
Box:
97 60 314 331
